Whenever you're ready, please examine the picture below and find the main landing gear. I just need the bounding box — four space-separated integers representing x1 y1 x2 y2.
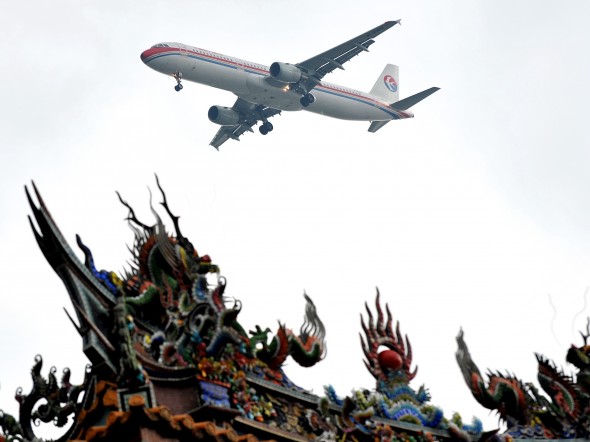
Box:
259 121 273 135
300 93 315 107
173 70 183 92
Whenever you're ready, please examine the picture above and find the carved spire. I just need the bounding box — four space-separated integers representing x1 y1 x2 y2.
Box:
360 289 416 383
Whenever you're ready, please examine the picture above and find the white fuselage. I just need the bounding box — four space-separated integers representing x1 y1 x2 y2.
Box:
140 43 413 122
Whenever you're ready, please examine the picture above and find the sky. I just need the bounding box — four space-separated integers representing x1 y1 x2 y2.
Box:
1 0 590 435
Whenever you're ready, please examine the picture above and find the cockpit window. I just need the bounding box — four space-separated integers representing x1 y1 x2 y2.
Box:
151 43 170 48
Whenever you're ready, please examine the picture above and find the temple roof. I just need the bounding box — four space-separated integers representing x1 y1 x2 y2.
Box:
0 181 497 442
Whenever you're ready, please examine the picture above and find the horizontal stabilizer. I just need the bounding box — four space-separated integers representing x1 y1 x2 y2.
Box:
368 120 390 133
391 87 440 110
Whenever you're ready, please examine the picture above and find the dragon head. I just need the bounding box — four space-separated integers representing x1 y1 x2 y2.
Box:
360 289 416 387
566 318 590 394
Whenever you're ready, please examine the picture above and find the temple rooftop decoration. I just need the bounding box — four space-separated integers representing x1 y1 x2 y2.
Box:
12 177 585 441
457 323 590 439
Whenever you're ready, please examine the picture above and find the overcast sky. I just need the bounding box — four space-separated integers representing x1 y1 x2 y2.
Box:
1 0 590 435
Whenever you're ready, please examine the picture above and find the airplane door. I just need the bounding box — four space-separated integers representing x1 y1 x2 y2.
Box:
233 60 248 94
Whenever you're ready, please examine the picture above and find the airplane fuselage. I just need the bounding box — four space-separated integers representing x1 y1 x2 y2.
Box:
140 43 413 122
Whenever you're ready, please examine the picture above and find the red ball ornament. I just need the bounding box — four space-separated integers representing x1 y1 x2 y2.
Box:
378 349 403 372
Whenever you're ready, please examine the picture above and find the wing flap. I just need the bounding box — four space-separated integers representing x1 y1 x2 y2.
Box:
298 20 399 80
210 124 246 149
313 44 371 77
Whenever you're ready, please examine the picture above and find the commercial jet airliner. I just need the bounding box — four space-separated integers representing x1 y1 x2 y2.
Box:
140 20 439 149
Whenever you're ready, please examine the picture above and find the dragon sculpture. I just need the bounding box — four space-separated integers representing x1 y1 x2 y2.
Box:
323 293 482 439
83 176 327 375
457 324 590 439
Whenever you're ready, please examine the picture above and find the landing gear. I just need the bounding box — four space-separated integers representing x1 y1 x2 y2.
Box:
300 93 315 107
173 70 183 92
259 121 273 135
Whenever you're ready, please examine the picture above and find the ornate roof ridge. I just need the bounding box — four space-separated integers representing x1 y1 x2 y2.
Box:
74 393 274 442
0 182 489 442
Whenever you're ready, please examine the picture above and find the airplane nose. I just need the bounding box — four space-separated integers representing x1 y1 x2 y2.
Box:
140 49 151 63
140 48 156 63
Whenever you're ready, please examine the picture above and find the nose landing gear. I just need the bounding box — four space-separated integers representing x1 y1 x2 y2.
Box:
300 93 315 107
173 70 183 92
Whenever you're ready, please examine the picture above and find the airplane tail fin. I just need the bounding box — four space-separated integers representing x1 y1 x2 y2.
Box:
369 64 399 102
368 64 439 133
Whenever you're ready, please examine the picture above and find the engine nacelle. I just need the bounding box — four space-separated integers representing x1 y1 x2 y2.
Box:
269 62 302 83
208 106 240 126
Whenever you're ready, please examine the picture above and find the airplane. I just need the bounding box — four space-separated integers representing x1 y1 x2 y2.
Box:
140 20 439 150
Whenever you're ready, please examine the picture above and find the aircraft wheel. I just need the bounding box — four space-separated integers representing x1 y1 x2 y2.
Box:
300 96 310 107
264 122 273 132
259 125 269 135
174 84 183 92
305 93 315 104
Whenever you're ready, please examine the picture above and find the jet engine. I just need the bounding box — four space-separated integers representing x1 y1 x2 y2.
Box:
208 106 240 126
269 62 302 83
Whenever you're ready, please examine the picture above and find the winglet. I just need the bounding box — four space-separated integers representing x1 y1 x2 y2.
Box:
384 19 401 28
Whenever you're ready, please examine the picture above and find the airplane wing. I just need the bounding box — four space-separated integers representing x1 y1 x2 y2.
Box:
210 98 281 149
296 20 400 90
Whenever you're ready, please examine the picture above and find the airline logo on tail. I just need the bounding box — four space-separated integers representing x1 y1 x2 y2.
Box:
383 75 398 92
